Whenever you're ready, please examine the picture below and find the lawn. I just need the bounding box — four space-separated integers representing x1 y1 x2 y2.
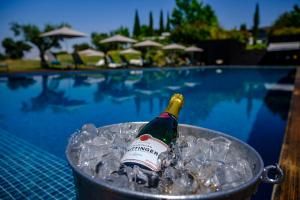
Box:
0 57 106 73
0 59 41 72
0 50 170 73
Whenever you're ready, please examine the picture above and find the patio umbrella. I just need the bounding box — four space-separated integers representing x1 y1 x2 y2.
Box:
163 43 185 51
185 46 203 52
163 43 186 64
100 35 137 44
40 26 87 52
79 49 104 57
185 46 203 63
134 40 162 48
134 40 162 60
120 48 141 55
40 27 87 38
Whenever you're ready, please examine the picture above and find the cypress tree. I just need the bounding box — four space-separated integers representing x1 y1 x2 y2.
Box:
240 23 247 31
133 10 141 37
252 3 260 45
149 11 154 36
166 12 171 32
159 10 164 35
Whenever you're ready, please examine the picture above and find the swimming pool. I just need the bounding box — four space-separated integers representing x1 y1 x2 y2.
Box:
0 67 296 199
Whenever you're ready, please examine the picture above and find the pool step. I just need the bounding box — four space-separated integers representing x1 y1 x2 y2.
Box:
0 128 76 200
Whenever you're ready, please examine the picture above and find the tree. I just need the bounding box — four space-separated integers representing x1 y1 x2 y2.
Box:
2 37 31 59
273 5 300 28
0 53 6 60
11 23 65 68
73 43 90 52
170 0 218 28
140 25 150 37
149 11 154 36
111 26 130 37
133 10 141 37
170 0 219 42
252 3 260 45
270 5 300 36
159 10 164 35
240 23 247 31
171 23 217 44
91 32 111 52
166 12 171 32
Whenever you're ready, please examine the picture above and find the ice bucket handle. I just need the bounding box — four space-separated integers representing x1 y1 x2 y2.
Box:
261 164 284 184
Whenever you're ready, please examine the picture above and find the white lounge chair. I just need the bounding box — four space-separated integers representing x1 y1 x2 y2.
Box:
95 59 105 67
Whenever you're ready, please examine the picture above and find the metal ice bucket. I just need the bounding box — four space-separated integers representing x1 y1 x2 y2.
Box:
66 122 284 200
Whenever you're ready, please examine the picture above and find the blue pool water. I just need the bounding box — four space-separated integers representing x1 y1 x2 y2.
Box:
0 67 296 199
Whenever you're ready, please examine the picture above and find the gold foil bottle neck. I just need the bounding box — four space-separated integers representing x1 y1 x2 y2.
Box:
165 93 184 118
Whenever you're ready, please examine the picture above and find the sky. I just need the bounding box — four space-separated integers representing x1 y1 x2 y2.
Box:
0 0 299 58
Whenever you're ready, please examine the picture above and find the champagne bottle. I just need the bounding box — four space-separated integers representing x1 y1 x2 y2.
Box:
120 94 184 185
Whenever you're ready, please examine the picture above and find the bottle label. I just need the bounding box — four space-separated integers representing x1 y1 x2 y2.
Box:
121 134 168 171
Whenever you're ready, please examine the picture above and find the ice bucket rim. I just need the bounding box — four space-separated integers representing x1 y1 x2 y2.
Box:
66 122 264 199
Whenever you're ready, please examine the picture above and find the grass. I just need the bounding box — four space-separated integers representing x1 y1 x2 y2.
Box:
246 43 267 50
0 55 107 73
0 50 171 73
108 50 141 62
0 59 41 72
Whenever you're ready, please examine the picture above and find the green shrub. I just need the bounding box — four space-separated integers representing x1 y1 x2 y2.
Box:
246 43 267 50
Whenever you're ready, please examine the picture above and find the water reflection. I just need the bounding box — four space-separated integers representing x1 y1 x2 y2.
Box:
94 72 135 104
246 69 295 200
87 68 295 123
263 69 295 120
22 75 86 112
11 68 295 122
7 76 36 90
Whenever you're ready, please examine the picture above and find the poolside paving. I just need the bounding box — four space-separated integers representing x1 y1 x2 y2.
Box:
0 128 76 200
272 67 300 200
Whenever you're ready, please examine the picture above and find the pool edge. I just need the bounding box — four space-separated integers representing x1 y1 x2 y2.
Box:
272 67 300 200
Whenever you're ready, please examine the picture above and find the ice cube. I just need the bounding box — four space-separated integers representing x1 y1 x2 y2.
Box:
158 151 175 168
105 173 129 188
228 158 253 182
95 154 121 179
91 135 112 146
209 137 231 162
120 123 140 138
194 138 211 162
81 123 98 138
162 166 177 180
98 126 117 141
112 134 128 149
168 170 198 195
78 144 108 167
181 144 201 164
224 145 241 163
185 135 197 147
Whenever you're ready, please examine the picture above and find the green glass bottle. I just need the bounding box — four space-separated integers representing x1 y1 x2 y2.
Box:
121 93 184 172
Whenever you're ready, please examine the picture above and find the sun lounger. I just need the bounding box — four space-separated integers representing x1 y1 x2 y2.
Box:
105 55 123 68
95 58 105 67
120 55 143 67
74 53 105 67
165 56 174 66
45 51 73 69
129 59 143 67
45 51 60 65
185 57 192 66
